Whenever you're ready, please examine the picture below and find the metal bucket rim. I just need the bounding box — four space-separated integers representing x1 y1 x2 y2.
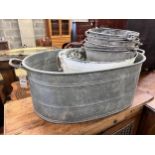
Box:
84 48 136 53
84 40 139 48
22 49 146 75
58 48 138 63
85 37 140 43
86 27 140 38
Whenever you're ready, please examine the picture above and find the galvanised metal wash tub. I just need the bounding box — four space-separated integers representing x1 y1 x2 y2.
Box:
9 50 146 123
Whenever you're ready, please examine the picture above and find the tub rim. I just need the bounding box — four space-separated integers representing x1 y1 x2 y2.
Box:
21 50 146 75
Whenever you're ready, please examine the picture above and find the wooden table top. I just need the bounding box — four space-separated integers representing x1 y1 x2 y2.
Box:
145 100 155 112
138 71 155 111
0 47 54 61
4 88 154 135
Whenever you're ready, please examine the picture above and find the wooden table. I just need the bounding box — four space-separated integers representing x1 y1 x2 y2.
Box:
4 88 154 135
10 81 31 101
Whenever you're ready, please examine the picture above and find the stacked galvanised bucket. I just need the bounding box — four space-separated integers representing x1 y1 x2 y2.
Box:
84 27 143 62
58 27 144 73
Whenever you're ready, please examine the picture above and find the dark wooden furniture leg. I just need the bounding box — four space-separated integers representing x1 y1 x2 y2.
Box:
0 61 18 99
137 103 155 135
0 97 4 135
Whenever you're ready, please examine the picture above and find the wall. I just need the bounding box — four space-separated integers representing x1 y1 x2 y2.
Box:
0 19 46 49
127 19 155 70
0 19 22 49
76 21 94 41
18 19 36 47
0 19 128 49
75 19 127 42
33 19 46 40
94 19 127 29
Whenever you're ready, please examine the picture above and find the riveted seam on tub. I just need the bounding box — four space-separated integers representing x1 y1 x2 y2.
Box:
32 92 133 108
29 74 136 87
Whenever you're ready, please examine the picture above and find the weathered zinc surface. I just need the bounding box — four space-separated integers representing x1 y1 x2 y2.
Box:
9 50 146 123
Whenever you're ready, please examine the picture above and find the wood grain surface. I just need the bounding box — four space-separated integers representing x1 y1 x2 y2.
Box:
138 71 155 111
4 88 153 135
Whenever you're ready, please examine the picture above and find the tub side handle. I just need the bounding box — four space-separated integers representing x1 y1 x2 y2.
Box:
9 58 23 68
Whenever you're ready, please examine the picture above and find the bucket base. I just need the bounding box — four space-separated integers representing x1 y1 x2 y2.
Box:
33 104 131 124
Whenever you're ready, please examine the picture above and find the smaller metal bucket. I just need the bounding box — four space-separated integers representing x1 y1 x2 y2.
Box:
84 40 139 51
84 45 132 52
84 41 138 51
58 48 138 73
85 37 141 48
85 48 144 62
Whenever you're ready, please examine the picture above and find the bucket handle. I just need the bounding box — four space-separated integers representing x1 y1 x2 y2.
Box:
85 31 89 36
138 49 145 55
9 58 23 68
